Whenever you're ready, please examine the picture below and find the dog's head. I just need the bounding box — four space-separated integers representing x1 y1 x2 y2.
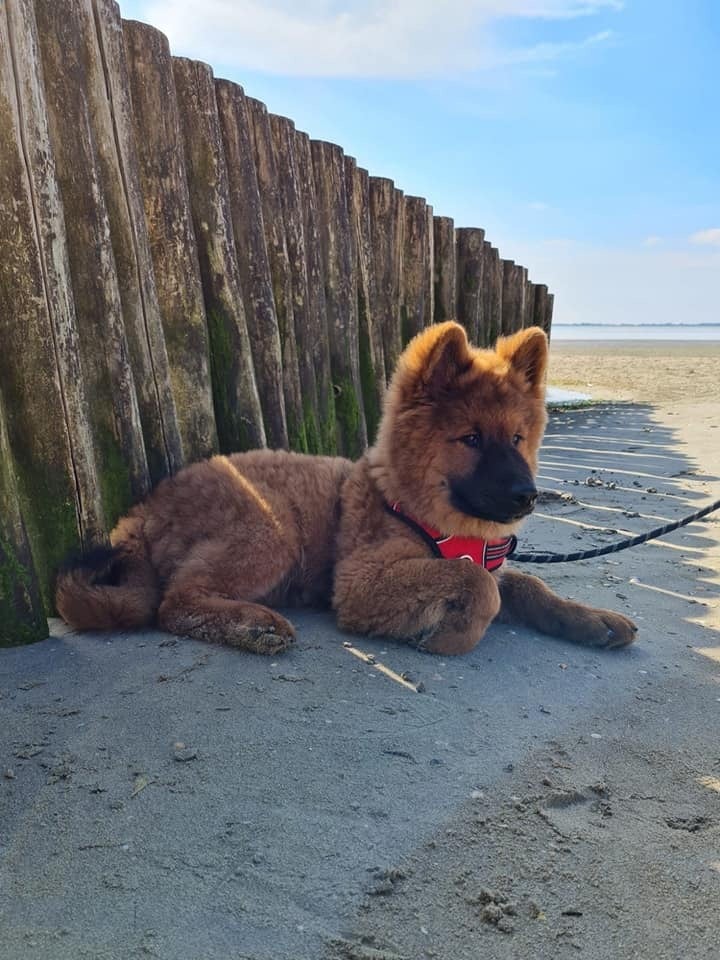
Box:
371 321 548 539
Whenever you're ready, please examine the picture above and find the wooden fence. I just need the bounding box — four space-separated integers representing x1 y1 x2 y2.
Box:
0 0 553 645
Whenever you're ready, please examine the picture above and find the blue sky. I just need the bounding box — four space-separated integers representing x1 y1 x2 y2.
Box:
119 1 719 325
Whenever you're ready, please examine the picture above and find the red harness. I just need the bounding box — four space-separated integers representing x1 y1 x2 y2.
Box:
386 501 516 572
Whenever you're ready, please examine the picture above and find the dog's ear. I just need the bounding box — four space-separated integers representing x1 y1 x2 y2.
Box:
496 327 548 395
401 322 473 399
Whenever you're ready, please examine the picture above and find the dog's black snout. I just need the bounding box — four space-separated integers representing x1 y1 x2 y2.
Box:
510 483 538 512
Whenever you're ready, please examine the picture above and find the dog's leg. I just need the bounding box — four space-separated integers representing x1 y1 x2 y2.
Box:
157 538 296 654
497 568 637 649
334 543 501 655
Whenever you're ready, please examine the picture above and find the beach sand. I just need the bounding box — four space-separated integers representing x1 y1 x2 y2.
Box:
1 340 719 960
549 338 720 404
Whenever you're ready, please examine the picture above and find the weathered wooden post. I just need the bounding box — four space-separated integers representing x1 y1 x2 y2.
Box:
35 0 151 521
433 216 457 324
455 227 486 345
546 293 555 339
123 19 218 462
524 280 536 332
172 56 265 453
345 159 385 441
270 114 322 453
311 140 367 458
401 196 433 344
369 178 404 378
482 241 503 346
0 393 48 646
0 0 105 606
518 266 528 331
215 80 287 450
294 130 336 453
532 284 553 339
90 0 185 483
247 97 307 452
501 260 525 335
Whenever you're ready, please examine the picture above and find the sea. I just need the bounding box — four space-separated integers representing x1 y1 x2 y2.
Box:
552 324 720 341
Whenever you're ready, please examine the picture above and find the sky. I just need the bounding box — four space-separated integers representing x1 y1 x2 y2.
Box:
118 1 720 326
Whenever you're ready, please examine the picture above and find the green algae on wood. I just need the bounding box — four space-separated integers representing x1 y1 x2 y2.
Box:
0 396 47 647
333 377 365 462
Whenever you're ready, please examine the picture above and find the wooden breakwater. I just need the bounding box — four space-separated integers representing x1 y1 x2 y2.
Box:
0 0 553 644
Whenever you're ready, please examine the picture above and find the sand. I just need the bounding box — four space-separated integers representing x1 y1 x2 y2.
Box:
1 341 720 960
548 339 720 404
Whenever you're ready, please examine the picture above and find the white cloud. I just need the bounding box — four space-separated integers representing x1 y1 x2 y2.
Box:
689 228 720 247
139 0 621 77
641 235 662 247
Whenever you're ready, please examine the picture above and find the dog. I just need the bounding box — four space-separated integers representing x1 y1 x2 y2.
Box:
56 322 637 655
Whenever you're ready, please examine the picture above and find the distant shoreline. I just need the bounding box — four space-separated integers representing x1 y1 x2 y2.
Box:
550 323 720 343
553 322 720 328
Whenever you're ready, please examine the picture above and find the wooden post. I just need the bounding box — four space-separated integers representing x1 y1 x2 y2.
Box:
524 280 536 332
215 80 287 450
247 97 307 452
172 57 265 453
295 130 335 453
311 140 367 458
123 19 218 462
369 177 404 377
483 241 502 346
426 205 435 332
546 292 555 340
270 114 322 453
501 260 525 335
433 216 457 324
345 159 385 442
35 0 151 522
90 0 184 483
401 196 433 344
455 227 486 345
0 389 48 646
0 0 105 606
518 266 528 332
533 284 547 336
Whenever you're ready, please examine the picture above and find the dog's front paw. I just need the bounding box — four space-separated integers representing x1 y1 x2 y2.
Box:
228 610 296 655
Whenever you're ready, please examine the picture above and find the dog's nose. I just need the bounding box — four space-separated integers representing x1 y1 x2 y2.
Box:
510 483 538 512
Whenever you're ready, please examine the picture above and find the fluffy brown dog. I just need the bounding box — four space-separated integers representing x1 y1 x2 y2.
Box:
56 322 637 655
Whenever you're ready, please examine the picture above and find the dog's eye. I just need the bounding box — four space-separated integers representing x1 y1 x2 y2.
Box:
460 433 482 449
512 433 524 446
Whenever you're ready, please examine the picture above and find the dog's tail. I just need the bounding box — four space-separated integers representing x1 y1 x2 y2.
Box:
55 518 159 631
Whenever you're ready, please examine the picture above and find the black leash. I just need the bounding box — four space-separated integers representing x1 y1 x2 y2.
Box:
512 497 720 564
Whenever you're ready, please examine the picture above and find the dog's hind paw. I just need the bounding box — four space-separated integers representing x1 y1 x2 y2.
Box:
571 608 638 649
